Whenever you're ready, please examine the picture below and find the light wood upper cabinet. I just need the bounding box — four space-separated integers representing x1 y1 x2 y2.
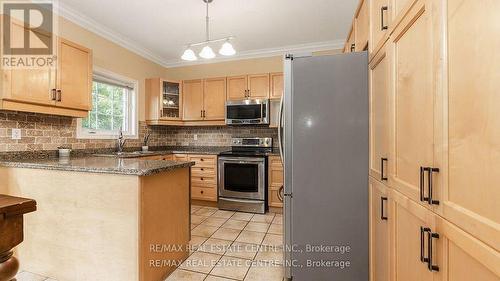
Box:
344 25 356 53
56 38 92 111
227 75 248 100
390 189 436 281
203 77 226 120
247 73 270 99
355 0 369 51
182 79 204 121
369 178 390 281
388 0 442 209
227 74 270 100
370 0 391 53
269 73 283 100
369 45 390 182
444 0 500 251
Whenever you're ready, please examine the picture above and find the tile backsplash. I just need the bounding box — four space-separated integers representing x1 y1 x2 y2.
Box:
0 110 278 152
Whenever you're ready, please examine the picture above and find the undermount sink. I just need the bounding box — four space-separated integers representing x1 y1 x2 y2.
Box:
93 151 157 158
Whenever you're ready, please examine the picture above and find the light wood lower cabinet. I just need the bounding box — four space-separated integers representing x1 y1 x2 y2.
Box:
389 188 500 281
369 177 390 281
188 154 217 202
268 156 283 208
390 189 436 281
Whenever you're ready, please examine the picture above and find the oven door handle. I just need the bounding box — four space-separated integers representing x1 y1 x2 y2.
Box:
219 157 266 163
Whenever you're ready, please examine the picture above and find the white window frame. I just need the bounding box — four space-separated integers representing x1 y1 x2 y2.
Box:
76 67 139 139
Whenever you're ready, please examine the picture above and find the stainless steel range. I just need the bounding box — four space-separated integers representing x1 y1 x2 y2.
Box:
218 137 273 214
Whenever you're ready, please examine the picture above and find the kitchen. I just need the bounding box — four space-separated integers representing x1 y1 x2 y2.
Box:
0 0 499 281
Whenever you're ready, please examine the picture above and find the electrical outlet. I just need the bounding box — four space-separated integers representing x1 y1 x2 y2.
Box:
193 134 198 141
11 128 21 140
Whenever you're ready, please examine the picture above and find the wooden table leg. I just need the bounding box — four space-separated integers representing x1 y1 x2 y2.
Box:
0 250 19 281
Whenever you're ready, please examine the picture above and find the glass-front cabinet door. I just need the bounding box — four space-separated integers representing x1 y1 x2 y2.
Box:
161 80 181 119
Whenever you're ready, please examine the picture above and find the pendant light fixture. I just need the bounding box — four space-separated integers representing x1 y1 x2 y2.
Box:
181 0 236 61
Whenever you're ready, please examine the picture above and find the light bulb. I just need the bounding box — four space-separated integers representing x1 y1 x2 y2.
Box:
219 41 236 56
199 45 216 59
181 48 197 61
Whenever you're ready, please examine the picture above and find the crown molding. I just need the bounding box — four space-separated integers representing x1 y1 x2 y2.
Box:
56 2 170 67
56 3 345 69
163 39 345 68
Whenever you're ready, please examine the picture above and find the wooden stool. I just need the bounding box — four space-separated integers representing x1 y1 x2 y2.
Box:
0 195 36 281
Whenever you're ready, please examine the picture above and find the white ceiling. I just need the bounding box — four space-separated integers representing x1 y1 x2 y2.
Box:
58 0 358 67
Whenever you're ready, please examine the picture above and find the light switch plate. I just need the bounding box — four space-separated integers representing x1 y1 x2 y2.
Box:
11 128 21 140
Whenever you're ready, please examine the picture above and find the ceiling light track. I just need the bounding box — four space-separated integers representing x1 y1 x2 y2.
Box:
181 0 236 61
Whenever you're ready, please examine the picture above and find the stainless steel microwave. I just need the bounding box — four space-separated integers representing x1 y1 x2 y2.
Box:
225 99 269 125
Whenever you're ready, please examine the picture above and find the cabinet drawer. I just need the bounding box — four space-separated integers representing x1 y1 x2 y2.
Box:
174 154 189 161
192 186 217 201
192 175 217 186
189 155 217 167
191 167 216 177
269 189 283 208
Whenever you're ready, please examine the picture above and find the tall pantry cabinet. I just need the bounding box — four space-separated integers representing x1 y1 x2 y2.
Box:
350 0 500 280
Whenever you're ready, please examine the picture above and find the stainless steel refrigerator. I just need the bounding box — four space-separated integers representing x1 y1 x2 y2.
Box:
279 52 369 281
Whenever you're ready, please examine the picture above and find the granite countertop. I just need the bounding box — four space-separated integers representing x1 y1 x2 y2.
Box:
0 157 194 176
0 146 280 176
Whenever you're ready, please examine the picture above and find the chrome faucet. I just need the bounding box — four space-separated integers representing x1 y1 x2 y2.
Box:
117 127 127 154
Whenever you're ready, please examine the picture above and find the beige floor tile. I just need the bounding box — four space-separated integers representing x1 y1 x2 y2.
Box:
255 245 283 265
211 227 241 241
212 210 236 219
204 206 219 211
199 238 233 255
195 208 217 216
191 205 203 214
243 222 270 233
225 241 260 260
261 234 283 248
210 256 251 280
189 235 208 253
267 223 283 235
165 269 206 281
202 217 228 227
235 231 266 245
231 212 254 221
15 271 47 281
221 219 248 230
179 251 221 274
191 214 209 224
191 223 198 230
204 275 236 281
250 213 275 223
272 215 283 225
192 224 219 237
244 261 284 281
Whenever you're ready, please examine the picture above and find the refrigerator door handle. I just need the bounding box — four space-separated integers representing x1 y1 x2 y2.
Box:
278 95 284 163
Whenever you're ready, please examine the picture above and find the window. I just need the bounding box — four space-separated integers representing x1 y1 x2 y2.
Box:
77 68 138 139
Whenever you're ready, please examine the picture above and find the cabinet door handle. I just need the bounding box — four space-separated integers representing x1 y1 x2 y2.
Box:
426 229 440 272
427 167 440 205
381 157 388 181
201 110 203 118
380 197 388 220
203 110 206 118
51 89 57 101
56 89 62 102
350 43 355 52
381 6 388 30
420 167 425 202
420 227 430 263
